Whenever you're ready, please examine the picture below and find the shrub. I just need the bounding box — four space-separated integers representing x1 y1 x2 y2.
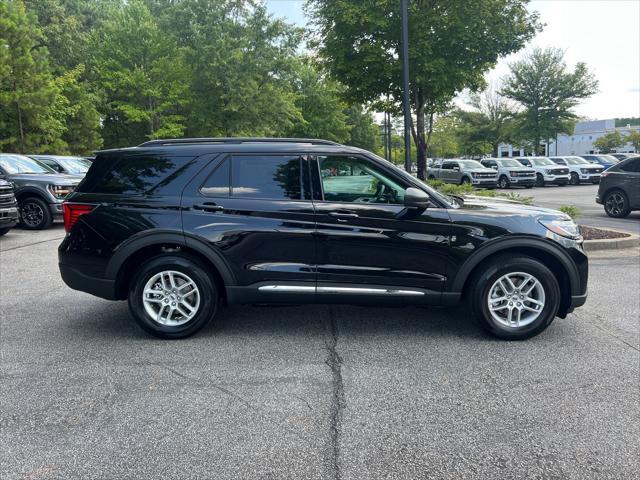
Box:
559 205 581 220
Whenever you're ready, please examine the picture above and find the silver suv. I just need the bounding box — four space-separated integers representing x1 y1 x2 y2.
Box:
0 154 81 229
549 156 603 185
480 158 536 189
428 159 498 187
515 157 570 187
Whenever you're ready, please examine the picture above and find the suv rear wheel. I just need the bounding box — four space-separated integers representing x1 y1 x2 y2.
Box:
604 189 630 218
20 197 52 230
469 255 561 340
128 254 219 338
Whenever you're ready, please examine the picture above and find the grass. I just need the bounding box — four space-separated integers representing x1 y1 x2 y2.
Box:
558 205 581 220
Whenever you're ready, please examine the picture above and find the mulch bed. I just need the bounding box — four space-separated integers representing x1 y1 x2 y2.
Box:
579 225 631 240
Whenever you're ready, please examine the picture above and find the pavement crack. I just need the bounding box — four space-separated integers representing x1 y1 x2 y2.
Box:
0 236 64 252
325 305 345 480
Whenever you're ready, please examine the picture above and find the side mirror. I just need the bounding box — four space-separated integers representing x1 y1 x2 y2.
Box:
452 166 460 172
491 165 498 170
404 187 430 209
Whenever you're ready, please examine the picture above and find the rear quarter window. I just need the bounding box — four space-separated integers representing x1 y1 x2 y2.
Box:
78 153 196 195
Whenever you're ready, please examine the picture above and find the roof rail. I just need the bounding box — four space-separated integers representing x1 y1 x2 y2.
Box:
137 137 340 147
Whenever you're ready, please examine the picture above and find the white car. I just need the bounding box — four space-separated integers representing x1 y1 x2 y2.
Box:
549 156 604 185
514 157 570 187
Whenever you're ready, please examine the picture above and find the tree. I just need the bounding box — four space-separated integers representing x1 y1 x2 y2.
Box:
307 0 539 179
593 131 626 153
0 0 67 153
501 48 599 155
91 0 191 147
428 115 460 158
625 130 640 152
345 106 380 151
286 62 350 142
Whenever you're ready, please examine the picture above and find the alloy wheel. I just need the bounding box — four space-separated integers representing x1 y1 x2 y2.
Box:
499 177 509 189
21 202 44 228
535 174 544 187
487 272 545 328
570 173 579 185
605 192 626 217
142 270 201 326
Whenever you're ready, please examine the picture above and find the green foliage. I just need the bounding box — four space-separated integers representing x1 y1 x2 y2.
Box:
559 205 581 220
428 116 460 158
426 179 534 205
624 130 640 152
0 0 65 153
345 105 380 152
307 0 540 178
501 48 599 154
287 62 350 142
593 131 626 153
614 117 640 127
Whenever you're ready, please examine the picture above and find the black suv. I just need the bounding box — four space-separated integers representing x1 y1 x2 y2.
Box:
59 138 588 340
596 156 640 218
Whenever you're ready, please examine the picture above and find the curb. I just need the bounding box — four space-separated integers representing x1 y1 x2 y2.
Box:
583 228 640 252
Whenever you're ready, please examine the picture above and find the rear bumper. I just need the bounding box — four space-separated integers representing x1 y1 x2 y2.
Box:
59 263 117 300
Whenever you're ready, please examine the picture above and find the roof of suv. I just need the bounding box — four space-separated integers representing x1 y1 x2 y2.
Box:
97 138 368 156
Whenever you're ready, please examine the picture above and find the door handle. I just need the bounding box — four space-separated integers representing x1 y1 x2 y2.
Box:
193 203 224 212
328 211 359 219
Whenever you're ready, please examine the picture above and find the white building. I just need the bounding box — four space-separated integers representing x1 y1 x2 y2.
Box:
497 119 640 157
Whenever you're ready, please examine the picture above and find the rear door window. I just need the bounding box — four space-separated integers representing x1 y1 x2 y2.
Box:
231 155 302 200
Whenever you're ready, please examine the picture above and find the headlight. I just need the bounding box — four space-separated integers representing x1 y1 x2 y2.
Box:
539 218 582 240
48 184 74 199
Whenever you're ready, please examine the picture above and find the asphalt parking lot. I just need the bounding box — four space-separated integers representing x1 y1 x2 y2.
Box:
524 183 640 233
1 197 639 479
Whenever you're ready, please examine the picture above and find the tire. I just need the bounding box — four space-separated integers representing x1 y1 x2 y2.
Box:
535 173 545 187
461 176 471 185
19 197 52 230
604 189 631 218
498 175 510 189
0 227 11 236
569 172 580 185
128 254 219 339
525 185 534 189
468 255 561 340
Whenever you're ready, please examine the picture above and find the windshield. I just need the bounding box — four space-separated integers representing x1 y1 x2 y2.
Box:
53 157 89 174
529 157 555 166
0 154 55 174
458 160 485 169
564 156 589 165
496 159 522 167
598 155 619 163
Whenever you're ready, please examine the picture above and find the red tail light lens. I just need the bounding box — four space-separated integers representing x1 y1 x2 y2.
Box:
63 203 95 232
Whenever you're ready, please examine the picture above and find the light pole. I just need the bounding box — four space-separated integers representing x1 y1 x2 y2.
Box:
400 0 412 173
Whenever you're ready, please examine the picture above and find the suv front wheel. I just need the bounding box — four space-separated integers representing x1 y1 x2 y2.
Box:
469 255 561 340
20 197 52 230
128 254 219 338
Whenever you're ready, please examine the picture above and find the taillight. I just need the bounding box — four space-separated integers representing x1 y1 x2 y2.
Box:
63 202 95 232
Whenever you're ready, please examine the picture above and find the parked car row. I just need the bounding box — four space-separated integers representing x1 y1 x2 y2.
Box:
0 153 86 231
427 154 638 189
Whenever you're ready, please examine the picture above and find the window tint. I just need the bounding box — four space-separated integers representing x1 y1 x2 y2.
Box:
620 158 640 173
318 155 405 204
441 162 455 170
201 158 230 197
231 155 301 200
78 154 194 195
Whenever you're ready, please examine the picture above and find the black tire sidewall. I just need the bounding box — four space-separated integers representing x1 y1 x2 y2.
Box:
128 255 218 339
20 197 52 230
499 176 509 189
471 257 561 340
570 172 579 185
0 227 10 236
535 174 544 187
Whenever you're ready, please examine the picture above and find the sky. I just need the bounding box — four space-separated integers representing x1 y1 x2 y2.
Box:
265 0 640 120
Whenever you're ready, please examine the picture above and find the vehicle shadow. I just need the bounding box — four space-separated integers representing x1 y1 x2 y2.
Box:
64 300 489 343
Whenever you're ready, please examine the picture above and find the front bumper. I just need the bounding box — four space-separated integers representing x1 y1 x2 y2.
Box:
508 176 536 185
49 202 64 217
543 174 570 184
579 172 601 182
472 178 498 187
0 207 19 228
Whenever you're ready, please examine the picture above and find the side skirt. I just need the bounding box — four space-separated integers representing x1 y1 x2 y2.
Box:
226 281 444 306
